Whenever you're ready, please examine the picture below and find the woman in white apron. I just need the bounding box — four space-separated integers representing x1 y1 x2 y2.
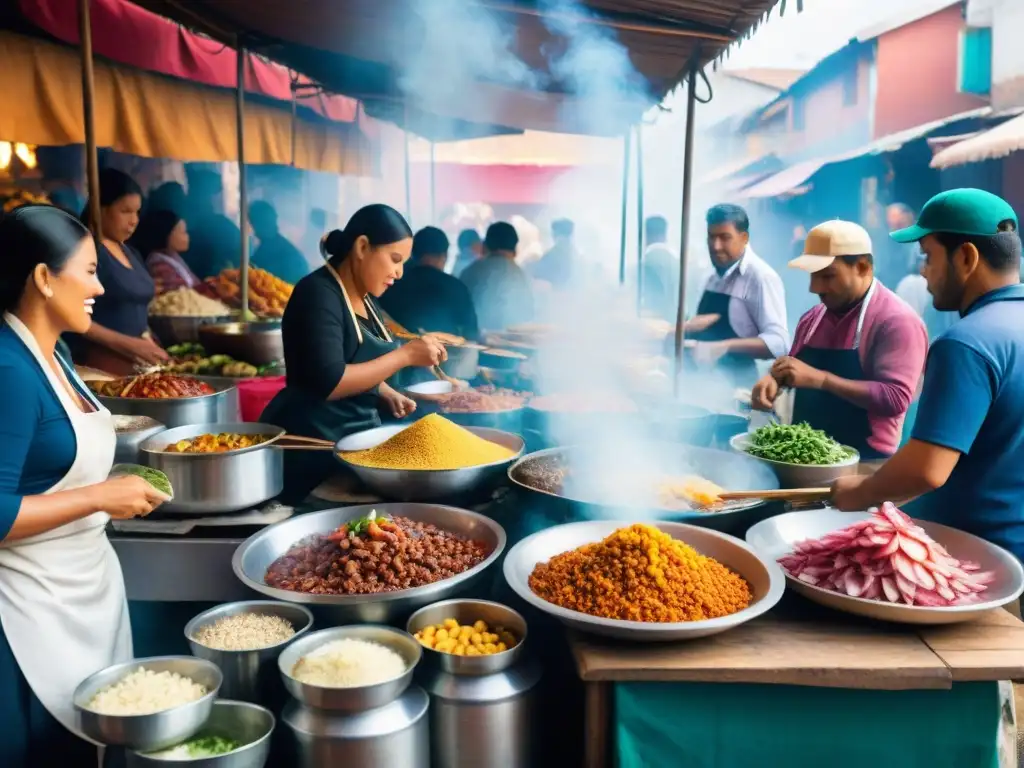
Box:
0 205 168 765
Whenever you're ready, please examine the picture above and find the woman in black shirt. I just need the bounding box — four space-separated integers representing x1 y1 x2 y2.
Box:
70 169 167 375
261 204 447 501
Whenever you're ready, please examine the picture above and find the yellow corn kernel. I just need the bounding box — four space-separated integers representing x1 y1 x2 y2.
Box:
422 625 436 637
470 632 483 646
443 618 459 630
497 642 508 652
466 646 481 656
472 620 488 633
435 628 449 642
453 644 466 656
459 626 473 640
483 643 497 654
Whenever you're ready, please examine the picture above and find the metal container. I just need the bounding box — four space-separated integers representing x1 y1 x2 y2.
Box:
503 520 785 642
282 686 430 768
113 415 166 465
73 656 223 751
746 508 1024 625
140 422 285 514
278 625 421 713
99 377 239 428
406 599 526 677
200 322 284 367
185 601 314 702
149 315 233 347
442 345 480 380
127 700 275 767
418 658 541 768
335 425 525 502
403 381 525 433
233 504 506 625
729 432 860 488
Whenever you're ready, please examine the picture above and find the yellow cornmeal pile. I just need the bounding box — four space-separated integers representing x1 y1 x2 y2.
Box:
529 523 752 622
342 414 515 470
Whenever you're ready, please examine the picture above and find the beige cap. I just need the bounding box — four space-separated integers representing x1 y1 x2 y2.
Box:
788 219 873 273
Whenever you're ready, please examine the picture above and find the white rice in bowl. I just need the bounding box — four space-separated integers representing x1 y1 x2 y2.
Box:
291 638 406 688
86 667 208 715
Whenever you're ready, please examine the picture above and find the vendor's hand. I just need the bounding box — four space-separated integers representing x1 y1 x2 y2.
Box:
380 388 417 419
830 474 870 511
771 356 826 390
92 475 169 519
402 336 447 368
750 374 779 411
691 341 727 367
683 314 721 334
123 336 169 365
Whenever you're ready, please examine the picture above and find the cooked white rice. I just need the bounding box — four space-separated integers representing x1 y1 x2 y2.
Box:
192 613 295 651
86 667 207 715
291 638 406 688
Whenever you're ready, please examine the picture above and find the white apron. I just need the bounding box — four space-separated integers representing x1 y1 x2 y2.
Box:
0 314 132 740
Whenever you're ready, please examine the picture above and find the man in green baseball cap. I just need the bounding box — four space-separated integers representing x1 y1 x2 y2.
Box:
830 189 1024 582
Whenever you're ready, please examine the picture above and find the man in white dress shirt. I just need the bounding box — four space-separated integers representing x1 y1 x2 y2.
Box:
687 203 790 386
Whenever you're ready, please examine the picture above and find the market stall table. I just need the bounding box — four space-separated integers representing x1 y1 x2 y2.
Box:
569 595 1024 768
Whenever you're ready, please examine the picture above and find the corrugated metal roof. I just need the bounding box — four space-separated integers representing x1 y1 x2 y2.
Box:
739 159 829 198
931 113 1024 168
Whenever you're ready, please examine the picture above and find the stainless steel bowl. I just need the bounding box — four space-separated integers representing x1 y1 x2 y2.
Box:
140 423 285 514
128 699 274 767
502 520 785 641
149 315 234 347
746 508 1024 624
185 601 314 702
729 432 860 488
335 424 525 502
278 625 421 712
406 599 526 676
98 377 239 428
441 345 479 380
73 656 223 751
232 504 506 625
114 415 167 465
199 322 283 367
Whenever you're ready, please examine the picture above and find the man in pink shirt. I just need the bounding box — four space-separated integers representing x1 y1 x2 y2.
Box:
751 220 928 463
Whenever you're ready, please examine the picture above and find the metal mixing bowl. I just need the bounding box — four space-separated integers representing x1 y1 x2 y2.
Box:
232 503 506 624
746 508 1024 624
73 656 223 751
185 601 314 702
503 520 785 642
729 432 860 488
127 699 275 767
406 599 526 676
199 322 283 367
278 625 421 712
334 424 524 502
140 423 285 514
97 377 239 428
149 315 234 347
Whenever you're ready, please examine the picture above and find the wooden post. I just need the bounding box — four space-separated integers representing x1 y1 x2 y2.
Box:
78 0 101 239
617 130 632 285
236 38 250 318
635 124 645 314
673 62 699 396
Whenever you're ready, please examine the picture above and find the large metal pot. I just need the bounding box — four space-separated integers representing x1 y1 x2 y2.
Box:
200 321 284 367
442 345 480 381
140 422 285 514
149 314 233 346
113 415 166 465
98 377 239 428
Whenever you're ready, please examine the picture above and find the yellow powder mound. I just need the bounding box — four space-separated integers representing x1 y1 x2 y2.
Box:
341 414 516 470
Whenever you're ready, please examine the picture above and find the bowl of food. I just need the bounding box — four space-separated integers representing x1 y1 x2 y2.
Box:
128 700 274 766
479 347 527 371
334 414 525 502
747 503 1024 624
88 374 238 428
233 503 506 625
407 599 526 676
141 423 285 514
199 322 283 367
503 520 784 642
185 601 314 702
278 625 421 712
730 423 860 488
73 656 223 751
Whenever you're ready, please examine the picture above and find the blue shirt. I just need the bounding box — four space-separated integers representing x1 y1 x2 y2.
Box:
0 324 85 539
907 283 1024 559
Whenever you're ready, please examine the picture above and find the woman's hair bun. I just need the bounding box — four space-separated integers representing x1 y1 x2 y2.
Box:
321 228 346 260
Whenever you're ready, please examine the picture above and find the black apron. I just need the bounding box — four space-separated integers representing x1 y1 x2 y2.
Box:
790 281 887 460
262 269 399 503
688 288 758 387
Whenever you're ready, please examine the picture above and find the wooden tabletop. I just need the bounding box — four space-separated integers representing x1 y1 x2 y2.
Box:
569 594 1024 690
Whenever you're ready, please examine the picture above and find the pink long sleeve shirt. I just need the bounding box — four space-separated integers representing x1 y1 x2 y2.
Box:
789 281 928 456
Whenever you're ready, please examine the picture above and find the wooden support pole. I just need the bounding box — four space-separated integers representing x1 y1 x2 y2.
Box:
78 0 101 239
673 62 699 396
236 37 250 318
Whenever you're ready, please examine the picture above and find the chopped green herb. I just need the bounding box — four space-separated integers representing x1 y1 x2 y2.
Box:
745 422 855 466
346 509 389 537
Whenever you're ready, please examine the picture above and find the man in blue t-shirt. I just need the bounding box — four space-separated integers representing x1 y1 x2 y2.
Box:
831 188 1024 563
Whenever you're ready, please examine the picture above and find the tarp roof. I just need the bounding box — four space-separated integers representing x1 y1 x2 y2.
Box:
129 0 787 139
931 112 1024 169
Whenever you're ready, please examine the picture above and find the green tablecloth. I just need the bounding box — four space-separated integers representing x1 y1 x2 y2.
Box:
616 681 1002 768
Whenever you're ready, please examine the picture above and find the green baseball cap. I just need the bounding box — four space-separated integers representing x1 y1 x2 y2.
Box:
890 188 1019 243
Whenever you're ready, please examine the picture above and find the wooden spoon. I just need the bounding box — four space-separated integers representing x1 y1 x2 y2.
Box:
718 488 831 502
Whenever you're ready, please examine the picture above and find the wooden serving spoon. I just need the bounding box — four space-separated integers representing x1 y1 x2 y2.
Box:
718 488 831 503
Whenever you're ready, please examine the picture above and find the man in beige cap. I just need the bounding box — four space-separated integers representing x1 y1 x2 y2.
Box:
750 220 927 463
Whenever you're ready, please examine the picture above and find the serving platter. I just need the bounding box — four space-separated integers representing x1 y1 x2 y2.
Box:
502 520 784 641
746 508 1024 624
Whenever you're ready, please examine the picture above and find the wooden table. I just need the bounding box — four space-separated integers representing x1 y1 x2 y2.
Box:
569 597 1024 768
